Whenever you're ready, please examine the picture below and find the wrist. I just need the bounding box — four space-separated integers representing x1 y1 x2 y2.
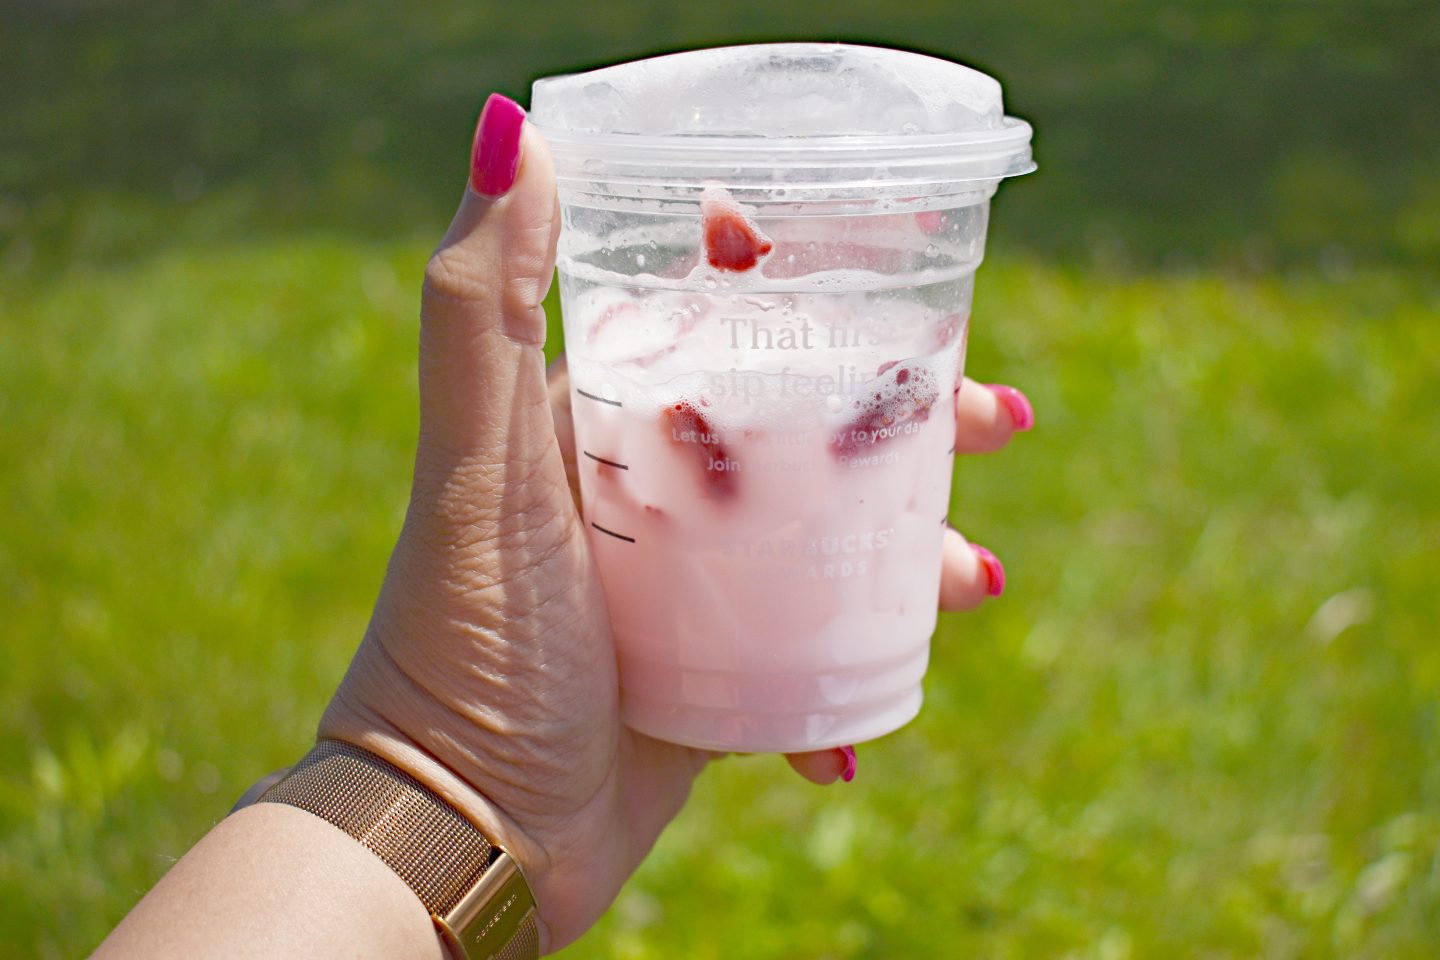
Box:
333 729 552 881
276 731 552 956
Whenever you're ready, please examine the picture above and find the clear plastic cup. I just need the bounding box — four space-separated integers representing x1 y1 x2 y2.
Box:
531 43 1033 752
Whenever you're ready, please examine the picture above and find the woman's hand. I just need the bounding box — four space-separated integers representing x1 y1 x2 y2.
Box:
315 94 1034 953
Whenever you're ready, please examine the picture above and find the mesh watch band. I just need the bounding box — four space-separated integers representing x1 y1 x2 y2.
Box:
257 739 539 960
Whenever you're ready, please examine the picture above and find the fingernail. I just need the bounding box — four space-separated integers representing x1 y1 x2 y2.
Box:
838 745 857 783
470 93 525 198
986 384 1035 432
971 544 1006 597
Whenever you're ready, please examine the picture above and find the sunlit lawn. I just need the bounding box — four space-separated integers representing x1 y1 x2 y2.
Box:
2 236 1437 958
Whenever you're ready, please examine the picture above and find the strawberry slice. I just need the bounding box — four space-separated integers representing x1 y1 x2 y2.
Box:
585 297 643 348
701 198 773 272
663 399 738 498
830 361 940 458
586 293 707 369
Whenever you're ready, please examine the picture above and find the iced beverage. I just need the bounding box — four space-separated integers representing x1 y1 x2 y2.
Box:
531 44 1033 751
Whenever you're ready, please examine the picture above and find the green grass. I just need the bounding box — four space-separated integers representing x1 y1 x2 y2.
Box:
6 4 1437 954
2 237 1437 957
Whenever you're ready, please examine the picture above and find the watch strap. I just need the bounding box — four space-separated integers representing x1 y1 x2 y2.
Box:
257 739 539 960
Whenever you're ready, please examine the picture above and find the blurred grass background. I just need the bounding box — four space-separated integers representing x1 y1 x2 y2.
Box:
2 1 1438 957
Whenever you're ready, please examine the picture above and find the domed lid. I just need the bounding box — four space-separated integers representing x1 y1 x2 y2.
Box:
530 43 1034 200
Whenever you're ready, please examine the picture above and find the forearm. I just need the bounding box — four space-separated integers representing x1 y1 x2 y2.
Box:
92 803 443 960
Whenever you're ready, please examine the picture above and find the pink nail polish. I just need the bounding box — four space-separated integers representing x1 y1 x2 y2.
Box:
971 544 1006 597
470 93 525 198
986 384 1035 432
839 745 857 783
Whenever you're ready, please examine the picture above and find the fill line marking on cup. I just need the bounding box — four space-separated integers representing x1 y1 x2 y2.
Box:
591 522 636 543
584 451 629 470
948 444 957 455
940 515 950 528
576 388 622 408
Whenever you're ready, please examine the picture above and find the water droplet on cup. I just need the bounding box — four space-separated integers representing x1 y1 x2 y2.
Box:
636 253 647 268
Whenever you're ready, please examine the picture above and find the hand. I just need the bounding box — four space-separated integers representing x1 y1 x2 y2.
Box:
313 95 1033 953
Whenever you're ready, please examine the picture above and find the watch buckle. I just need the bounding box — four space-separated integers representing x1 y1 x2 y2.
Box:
434 850 538 960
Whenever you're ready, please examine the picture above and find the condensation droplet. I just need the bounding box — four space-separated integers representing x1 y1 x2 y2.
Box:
635 253 646 268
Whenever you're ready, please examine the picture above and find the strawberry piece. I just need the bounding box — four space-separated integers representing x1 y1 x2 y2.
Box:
915 210 947 235
701 199 773 272
830 361 940 458
663 399 738 498
933 312 966 351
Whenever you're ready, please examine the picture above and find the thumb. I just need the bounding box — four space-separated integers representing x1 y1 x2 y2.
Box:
389 93 582 649
417 94 562 467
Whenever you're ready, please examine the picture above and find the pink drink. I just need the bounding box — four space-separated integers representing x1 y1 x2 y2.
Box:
532 43 1033 751
564 272 969 751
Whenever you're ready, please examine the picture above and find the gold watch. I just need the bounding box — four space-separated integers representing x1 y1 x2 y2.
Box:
257 739 539 960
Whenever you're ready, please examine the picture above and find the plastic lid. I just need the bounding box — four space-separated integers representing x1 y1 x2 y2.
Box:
530 44 1034 200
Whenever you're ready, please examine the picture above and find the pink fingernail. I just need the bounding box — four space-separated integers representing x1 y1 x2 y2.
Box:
470 93 525 198
838 745 857 783
971 544 1006 597
986 384 1035 432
